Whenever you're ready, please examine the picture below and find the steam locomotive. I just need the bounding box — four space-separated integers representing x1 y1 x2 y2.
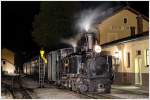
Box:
23 32 114 93
57 32 113 93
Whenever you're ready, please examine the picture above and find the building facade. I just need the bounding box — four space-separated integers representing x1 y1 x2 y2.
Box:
97 6 149 87
1 48 16 74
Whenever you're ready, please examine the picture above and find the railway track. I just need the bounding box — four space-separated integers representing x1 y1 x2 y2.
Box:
58 86 123 99
71 90 122 99
81 92 123 99
10 76 32 99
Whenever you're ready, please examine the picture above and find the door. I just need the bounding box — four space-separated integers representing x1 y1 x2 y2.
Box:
135 57 142 85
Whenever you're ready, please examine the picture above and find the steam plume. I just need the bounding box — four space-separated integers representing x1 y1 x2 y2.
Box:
62 4 121 47
74 4 121 33
61 33 81 47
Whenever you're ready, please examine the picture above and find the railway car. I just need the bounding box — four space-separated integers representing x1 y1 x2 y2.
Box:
47 50 59 82
47 48 74 82
23 59 39 76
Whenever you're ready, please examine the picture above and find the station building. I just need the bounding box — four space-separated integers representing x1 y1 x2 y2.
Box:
1 48 16 74
97 6 149 88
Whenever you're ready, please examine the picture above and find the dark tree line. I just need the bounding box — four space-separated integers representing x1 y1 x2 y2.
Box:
32 2 81 50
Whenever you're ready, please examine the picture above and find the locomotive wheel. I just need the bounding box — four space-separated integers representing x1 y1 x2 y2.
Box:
79 84 88 93
104 83 111 93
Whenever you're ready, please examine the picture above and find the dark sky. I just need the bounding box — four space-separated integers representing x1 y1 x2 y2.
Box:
2 2 40 58
1 1 149 60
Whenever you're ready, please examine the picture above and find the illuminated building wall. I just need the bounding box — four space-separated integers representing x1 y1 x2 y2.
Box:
102 38 149 86
97 6 149 87
98 7 149 45
1 48 16 74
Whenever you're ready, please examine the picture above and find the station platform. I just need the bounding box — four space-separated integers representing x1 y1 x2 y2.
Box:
21 76 149 95
112 85 149 95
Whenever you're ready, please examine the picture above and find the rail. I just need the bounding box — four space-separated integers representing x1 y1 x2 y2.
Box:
10 76 32 99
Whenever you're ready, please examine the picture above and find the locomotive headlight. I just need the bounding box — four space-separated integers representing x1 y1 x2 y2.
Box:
94 44 101 53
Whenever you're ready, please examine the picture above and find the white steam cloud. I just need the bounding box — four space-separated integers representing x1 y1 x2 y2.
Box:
61 33 81 48
74 4 121 33
75 8 100 32
62 4 121 47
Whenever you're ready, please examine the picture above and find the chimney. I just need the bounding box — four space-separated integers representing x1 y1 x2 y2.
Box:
136 15 143 34
73 47 77 53
87 33 93 50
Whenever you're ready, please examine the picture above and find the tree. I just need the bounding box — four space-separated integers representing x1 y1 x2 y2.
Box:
32 2 80 50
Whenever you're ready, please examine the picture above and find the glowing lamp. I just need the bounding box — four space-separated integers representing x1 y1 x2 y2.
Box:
40 49 47 64
114 51 121 59
40 50 44 56
114 51 121 65
114 52 119 59
94 44 101 53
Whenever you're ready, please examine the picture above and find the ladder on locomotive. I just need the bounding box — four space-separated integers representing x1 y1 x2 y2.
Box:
39 57 45 87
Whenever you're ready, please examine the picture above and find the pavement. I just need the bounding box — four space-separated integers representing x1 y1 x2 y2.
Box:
112 85 149 94
32 88 90 99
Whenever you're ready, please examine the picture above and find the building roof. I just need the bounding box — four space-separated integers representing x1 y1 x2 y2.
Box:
101 31 149 47
2 48 15 55
97 6 148 25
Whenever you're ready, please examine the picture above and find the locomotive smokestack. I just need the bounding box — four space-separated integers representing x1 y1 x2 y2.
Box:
87 33 93 51
73 47 77 53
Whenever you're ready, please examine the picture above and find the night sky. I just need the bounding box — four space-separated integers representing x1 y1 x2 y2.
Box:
1 1 149 63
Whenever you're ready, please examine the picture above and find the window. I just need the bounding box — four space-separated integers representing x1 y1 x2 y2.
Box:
137 50 141 55
124 18 127 24
111 26 114 30
130 26 135 36
3 61 6 65
146 49 149 67
127 52 130 68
